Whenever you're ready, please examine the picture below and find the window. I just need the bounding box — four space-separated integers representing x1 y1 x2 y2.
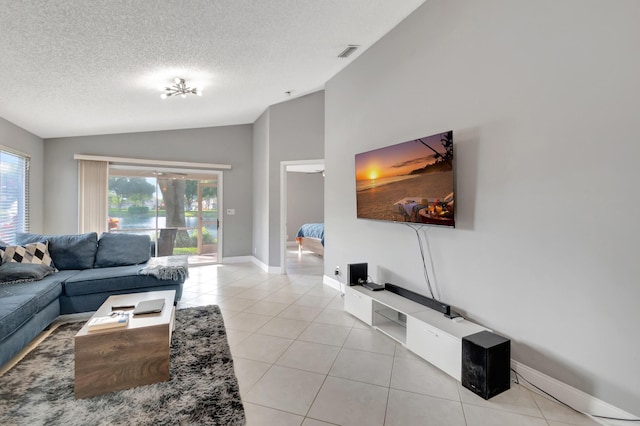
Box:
0 148 30 244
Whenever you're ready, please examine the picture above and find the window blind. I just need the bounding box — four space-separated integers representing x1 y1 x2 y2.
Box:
0 149 30 244
78 159 108 234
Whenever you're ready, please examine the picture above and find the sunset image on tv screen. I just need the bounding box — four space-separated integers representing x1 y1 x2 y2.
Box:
355 130 454 227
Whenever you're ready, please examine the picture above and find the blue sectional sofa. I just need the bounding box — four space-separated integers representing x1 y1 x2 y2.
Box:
0 232 186 369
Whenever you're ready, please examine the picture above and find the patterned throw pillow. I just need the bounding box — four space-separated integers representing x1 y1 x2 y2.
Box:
0 241 55 268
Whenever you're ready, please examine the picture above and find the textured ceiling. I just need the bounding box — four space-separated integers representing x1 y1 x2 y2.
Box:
0 0 425 138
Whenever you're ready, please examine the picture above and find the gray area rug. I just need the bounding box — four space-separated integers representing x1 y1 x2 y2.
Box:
0 305 245 425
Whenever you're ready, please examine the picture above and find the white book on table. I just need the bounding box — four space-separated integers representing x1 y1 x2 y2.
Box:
87 312 129 331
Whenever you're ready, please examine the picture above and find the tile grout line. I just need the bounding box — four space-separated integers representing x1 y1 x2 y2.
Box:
299 310 359 424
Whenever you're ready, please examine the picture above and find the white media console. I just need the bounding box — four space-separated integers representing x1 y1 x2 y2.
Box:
344 285 488 381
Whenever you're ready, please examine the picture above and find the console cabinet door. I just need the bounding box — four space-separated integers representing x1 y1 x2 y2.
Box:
344 287 373 325
406 316 461 380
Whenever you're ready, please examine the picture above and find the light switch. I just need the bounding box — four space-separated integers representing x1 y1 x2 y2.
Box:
226 209 235 215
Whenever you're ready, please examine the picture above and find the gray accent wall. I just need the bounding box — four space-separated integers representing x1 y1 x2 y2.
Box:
252 91 325 268
43 124 253 258
324 0 640 415
286 172 324 241
267 92 324 267
252 109 270 264
0 117 44 233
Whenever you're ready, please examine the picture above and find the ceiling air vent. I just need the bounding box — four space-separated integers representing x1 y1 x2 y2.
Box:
337 45 360 59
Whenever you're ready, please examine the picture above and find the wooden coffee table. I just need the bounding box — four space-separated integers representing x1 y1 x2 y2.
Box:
74 290 176 399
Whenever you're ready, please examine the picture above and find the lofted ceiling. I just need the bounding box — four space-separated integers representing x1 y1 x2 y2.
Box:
0 0 425 139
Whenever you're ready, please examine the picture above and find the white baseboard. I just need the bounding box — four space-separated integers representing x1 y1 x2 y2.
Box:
268 265 282 274
221 255 253 264
323 275 343 294
511 360 638 425
247 256 282 274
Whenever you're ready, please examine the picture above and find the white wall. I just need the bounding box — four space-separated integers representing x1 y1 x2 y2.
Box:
0 117 44 233
286 172 324 241
43 124 253 257
324 0 640 415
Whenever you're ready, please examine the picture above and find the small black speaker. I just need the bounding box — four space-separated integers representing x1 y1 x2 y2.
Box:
347 263 368 286
462 330 510 399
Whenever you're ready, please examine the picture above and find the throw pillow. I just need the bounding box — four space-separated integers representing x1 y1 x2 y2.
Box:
0 262 55 285
94 232 151 268
0 241 55 267
0 262 55 284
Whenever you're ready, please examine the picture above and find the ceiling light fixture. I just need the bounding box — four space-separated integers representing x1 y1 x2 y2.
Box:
160 78 202 99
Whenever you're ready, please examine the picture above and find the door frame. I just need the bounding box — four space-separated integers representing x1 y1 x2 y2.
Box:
279 159 324 274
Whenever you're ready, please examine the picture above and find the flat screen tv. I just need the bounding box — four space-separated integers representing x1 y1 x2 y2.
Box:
355 130 454 227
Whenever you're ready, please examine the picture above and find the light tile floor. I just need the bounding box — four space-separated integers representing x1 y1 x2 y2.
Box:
177 252 601 426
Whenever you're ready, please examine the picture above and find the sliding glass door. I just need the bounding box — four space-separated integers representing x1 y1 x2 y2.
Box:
108 167 219 264
197 182 218 257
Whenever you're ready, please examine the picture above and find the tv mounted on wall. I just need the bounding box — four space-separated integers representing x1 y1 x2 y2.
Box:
355 130 454 227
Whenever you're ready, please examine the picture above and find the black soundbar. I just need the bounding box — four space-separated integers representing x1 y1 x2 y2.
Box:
384 283 451 316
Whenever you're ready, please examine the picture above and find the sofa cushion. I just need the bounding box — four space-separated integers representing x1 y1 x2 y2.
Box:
94 233 151 268
62 264 182 297
0 295 38 343
16 233 98 270
0 263 56 285
0 241 55 268
0 271 73 342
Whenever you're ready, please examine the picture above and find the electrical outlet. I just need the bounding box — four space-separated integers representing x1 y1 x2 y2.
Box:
334 266 340 277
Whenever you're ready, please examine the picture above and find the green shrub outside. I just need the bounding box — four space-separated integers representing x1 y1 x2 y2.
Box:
190 227 216 245
173 247 197 255
126 206 149 215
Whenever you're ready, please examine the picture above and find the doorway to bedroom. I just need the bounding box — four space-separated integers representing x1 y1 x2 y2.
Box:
280 160 324 276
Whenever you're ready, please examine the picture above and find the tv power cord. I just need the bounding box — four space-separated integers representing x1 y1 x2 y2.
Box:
334 266 344 297
405 223 436 300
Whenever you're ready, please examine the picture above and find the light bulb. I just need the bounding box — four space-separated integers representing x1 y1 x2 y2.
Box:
174 77 181 84
196 90 203 96
160 93 167 99
181 93 186 99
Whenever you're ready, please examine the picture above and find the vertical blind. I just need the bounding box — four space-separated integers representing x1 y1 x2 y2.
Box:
78 160 108 234
0 148 30 244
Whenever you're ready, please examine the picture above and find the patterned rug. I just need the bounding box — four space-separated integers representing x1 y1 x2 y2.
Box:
0 305 245 425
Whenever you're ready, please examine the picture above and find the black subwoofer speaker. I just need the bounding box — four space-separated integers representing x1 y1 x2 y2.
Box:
461 330 511 399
